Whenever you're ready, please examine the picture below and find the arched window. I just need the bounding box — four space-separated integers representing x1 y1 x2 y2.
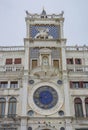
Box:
74 98 83 117
85 97 88 117
0 98 6 117
8 97 17 117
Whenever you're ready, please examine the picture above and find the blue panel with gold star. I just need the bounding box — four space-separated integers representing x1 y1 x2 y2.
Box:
30 25 59 39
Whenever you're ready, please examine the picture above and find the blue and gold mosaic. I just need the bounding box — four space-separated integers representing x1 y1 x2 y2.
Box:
30 25 59 39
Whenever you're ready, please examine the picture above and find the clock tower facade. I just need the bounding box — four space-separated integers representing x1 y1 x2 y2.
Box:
22 9 72 130
0 9 88 130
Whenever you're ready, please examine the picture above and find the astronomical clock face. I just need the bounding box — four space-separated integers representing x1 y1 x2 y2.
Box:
33 86 58 109
29 82 63 115
30 25 59 39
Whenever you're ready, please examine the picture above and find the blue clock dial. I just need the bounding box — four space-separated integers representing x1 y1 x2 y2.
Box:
33 86 58 109
39 90 53 105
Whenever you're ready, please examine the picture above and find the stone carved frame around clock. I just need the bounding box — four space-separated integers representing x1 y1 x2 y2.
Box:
28 82 64 115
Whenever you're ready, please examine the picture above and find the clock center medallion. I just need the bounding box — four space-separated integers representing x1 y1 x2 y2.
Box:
39 90 53 105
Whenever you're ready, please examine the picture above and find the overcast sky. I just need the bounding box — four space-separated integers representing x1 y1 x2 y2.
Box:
0 0 88 46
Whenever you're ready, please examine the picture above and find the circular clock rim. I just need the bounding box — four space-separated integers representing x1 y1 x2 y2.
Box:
28 82 63 115
33 86 58 109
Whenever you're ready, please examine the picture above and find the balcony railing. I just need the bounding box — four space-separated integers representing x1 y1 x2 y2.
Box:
0 65 24 72
0 46 24 51
66 46 88 51
67 65 88 72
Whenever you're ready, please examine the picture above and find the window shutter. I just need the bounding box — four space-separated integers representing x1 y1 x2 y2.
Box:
53 60 59 68
75 59 77 64
80 59 82 64
32 60 37 69
75 58 82 64
85 98 88 117
85 98 88 103
74 98 83 117
72 58 73 64
6 58 12 64
67 59 69 64
80 81 83 88
14 58 21 64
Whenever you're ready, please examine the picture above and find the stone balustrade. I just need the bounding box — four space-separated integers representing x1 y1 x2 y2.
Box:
0 46 24 51
67 65 88 72
0 46 88 52
66 46 88 51
0 65 24 72
26 11 64 19
0 62 88 73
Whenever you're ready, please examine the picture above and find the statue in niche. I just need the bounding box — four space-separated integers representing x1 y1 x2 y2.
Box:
35 27 53 39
